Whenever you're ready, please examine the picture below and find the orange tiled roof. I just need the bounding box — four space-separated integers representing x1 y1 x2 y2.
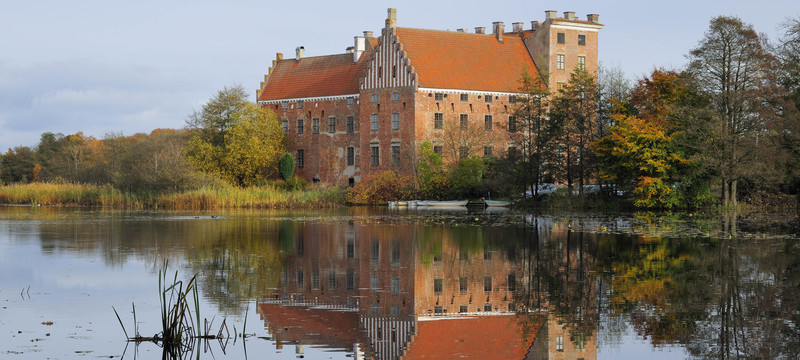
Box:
258 303 363 349
403 316 541 359
258 53 368 101
396 28 538 93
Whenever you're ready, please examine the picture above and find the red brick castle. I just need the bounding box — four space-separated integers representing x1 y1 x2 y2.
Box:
257 9 602 186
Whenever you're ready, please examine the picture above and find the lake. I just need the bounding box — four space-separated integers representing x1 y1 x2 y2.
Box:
1 206 798 359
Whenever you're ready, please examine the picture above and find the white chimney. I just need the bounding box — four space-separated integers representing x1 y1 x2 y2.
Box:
475 26 485 34
295 46 304 61
354 36 365 63
493 21 504 42
512 22 524 32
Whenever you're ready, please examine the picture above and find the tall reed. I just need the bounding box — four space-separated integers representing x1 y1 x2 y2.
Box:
0 182 346 209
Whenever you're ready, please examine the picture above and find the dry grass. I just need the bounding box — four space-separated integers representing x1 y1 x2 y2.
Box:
0 182 346 210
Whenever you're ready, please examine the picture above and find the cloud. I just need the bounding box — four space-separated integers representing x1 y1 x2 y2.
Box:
0 59 207 150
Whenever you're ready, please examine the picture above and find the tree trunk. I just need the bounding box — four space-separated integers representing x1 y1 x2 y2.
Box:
731 179 737 208
722 179 729 207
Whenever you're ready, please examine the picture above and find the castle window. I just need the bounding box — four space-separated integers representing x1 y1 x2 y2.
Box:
392 144 400 166
484 303 492 312
484 115 493 131
391 278 400 294
460 277 468 292
460 93 468 101
296 149 304 167
312 118 320 134
434 92 445 101
347 147 355 166
297 119 304 134
484 276 492 292
297 269 304 286
508 115 517 132
282 102 288 109
556 336 564 352
484 146 493 157
391 92 400 101
371 145 380 166
347 116 355 133
328 117 336 133
459 114 469 130
347 96 354 105
557 32 565 44
433 145 443 154
297 100 304 109
578 34 586 46
557 54 565 70
312 270 319 289
434 278 443 293
459 305 468 313
459 146 468 159
371 93 379 103
434 113 443 129
329 271 336 288
509 95 517 104
391 113 400 130
508 274 516 291
578 56 586 71
484 94 493 103
347 271 354 290
557 82 566 92
371 114 379 131
281 120 288 134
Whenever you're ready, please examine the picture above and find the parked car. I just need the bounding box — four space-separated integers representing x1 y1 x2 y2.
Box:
524 183 558 197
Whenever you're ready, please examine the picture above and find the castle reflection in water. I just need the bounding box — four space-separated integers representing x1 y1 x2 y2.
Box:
258 217 598 359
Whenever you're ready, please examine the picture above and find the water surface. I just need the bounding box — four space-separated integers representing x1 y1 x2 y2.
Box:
1 206 798 359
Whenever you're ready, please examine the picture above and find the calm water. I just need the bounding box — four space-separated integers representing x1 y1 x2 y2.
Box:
1 206 798 359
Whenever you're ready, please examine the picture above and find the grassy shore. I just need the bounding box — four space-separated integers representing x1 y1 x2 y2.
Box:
0 182 346 209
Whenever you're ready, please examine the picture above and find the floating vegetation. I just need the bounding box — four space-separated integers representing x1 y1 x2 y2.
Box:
113 261 232 359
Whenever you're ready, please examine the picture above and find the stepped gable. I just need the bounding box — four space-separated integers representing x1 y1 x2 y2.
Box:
258 53 368 101
395 27 538 93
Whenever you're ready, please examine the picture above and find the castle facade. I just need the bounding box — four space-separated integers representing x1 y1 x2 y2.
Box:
257 9 602 185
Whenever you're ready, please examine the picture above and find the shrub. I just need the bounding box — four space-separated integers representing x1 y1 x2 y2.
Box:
278 153 295 180
347 171 412 204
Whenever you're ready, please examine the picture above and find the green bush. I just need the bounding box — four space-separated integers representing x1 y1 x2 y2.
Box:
278 153 295 180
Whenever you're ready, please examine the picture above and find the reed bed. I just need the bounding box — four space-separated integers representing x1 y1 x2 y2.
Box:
0 182 346 210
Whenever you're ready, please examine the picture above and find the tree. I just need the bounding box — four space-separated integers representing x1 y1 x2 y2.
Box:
510 68 556 197
277 153 295 181
184 86 286 186
551 68 600 194
416 141 449 199
776 17 800 191
687 16 778 207
448 156 486 198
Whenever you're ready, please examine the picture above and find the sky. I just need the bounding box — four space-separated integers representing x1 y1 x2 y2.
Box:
1 0 799 152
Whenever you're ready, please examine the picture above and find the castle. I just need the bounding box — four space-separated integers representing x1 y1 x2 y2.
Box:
257 9 602 186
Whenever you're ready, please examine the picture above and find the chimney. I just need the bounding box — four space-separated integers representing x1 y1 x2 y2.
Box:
587 14 599 23
295 46 304 61
564 11 575 21
545 10 557 19
475 26 485 34
512 22 524 32
457 28 466 33
364 31 373 38
386 8 397 28
531 21 540 31
346 46 354 54
492 21 504 42
354 36 365 63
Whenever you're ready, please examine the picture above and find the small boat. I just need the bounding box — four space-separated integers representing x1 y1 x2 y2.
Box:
396 201 408 207
388 201 398 207
426 200 468 207
484 199 512 207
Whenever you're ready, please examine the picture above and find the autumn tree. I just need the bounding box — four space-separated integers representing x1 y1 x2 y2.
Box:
687 16 778 207
510 68 556 196
551 68 600 194
776 16 800 191
184 86 286 186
